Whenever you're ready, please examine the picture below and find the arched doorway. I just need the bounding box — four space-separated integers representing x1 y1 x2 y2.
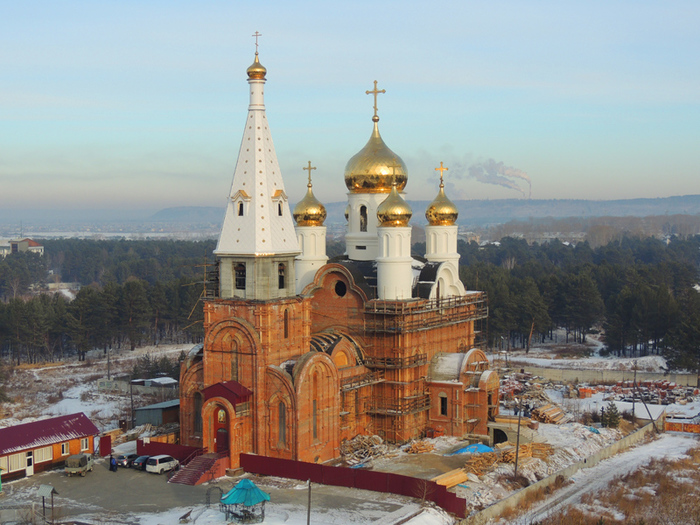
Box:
493 428 508 445
214 406 229 453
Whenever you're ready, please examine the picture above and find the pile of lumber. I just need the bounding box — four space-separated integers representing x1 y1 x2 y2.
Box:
431 468 468 488
405 440 434 454
531 404 569 424
340 434 387 465
464 452 500 477
464 443 556 476
501 443 555 463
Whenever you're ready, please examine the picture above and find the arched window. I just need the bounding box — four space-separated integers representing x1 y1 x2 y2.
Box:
360 205 367 232
283 310 289 339
278 401 287 447
238 201 244 216
278 263 286 289
193 392 203 433
235 264 246 290
312 373 319 440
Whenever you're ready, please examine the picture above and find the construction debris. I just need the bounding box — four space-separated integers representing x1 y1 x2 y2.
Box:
405 440 435 454
462 443 555 477
340 435 388 466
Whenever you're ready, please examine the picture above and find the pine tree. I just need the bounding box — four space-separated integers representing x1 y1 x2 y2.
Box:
604 401 621 428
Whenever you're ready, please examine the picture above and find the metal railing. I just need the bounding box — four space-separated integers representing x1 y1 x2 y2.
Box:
363 353 428 369
368 394 431 416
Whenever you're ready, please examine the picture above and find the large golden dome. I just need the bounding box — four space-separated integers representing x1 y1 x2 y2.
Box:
377 183 412 227
426 184 458 226
293 183 326 227
246 53 266 80
344 122 407 193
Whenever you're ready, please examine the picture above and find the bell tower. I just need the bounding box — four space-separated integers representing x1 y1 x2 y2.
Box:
214 39 301 300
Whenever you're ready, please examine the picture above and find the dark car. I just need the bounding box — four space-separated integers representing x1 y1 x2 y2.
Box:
131 455 150 470
115 453 139 468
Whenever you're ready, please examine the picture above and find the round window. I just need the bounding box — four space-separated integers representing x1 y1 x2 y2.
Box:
334 281 347 297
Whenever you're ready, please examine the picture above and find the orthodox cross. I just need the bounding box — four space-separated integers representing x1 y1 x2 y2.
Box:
252 31 262 53
435 161 448 185
303 161 316 186
366 80 386 120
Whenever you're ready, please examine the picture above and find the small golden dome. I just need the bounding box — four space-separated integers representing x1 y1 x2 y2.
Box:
344 122 407 193
246 53 267 80
377 183 412 227
426 184 458 226
293 183 326 227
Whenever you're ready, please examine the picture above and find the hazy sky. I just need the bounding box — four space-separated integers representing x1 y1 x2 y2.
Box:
2 0 699 215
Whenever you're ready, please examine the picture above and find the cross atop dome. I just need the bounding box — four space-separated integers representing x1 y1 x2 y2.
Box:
435 161 448 187
366 80 386 122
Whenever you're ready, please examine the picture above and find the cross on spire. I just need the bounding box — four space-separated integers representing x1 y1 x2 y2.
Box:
435 161 448 186
303 161 316 186
252 31 262 53
366 80 386 121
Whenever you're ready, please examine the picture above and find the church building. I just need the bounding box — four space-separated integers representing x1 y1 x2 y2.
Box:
179 47 498 468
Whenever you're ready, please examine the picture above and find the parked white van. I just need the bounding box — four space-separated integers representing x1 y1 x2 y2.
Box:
145 454 179 474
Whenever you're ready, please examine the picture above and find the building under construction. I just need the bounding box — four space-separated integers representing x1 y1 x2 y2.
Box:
179 49 498 469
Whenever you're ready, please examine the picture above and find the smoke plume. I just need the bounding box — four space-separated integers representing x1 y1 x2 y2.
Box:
448 158 531 199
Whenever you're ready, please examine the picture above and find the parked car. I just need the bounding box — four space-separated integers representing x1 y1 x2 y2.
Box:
115 453 139 468
145 454 179 474
65 454 94 477
131 455 150 470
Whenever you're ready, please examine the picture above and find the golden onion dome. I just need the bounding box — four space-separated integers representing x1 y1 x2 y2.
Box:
426 183 459 226
344 121 407 193
246 53 267 80
377 183 412 227
293 183 326 227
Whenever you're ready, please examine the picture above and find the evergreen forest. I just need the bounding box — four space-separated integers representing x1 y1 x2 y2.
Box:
0 236 699 373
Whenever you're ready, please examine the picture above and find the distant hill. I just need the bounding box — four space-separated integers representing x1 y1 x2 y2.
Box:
153 195 700 228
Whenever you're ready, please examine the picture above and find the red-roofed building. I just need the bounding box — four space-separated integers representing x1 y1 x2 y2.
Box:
0 413 99 481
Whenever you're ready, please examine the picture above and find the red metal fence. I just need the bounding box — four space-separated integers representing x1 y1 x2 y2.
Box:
136 439 202 463
240 453 467 518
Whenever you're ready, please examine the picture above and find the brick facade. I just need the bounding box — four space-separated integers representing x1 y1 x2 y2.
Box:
180 263 497 468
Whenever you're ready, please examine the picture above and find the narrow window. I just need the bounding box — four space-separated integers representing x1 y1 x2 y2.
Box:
278 203 283 216
61 443 69 455
235 264 246 290
278 263 286 289
194 392 203 433
312 373 319 440
278 401 287 447
238 201 244 216
283 310 289 339
439 393 448 416
81 438 89 451
360 205 367 232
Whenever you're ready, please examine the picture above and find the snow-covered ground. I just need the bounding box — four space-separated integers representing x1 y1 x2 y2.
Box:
0 343 190 431
497 331 670 373
516 432 700 524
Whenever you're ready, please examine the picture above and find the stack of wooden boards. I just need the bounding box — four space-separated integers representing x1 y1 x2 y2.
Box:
531 404 572 424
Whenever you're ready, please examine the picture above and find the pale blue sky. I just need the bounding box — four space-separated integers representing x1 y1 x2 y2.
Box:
1 0 699 214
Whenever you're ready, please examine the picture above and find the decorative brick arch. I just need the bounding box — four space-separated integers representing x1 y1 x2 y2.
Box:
180 362 204 444
301 263 370 303
264 366 297 459
202 397 237 455
204 318 261 389
292 352 340 463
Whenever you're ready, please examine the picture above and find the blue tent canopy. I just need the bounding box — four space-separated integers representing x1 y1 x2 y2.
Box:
221 479 271 507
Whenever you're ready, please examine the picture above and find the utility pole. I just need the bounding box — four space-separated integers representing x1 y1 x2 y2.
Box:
307 479 311 525
514 395 523 478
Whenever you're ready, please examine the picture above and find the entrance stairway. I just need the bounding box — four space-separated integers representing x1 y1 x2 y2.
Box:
169 453 227 486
